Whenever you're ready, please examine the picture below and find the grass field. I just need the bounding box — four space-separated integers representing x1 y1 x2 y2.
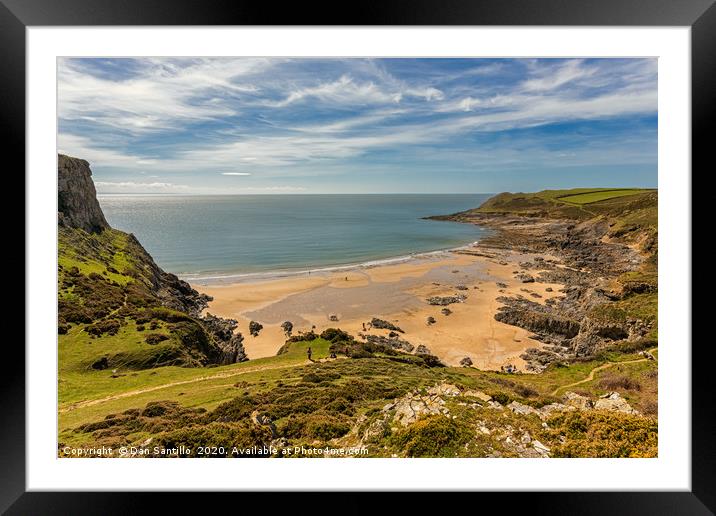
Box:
556 189 653 205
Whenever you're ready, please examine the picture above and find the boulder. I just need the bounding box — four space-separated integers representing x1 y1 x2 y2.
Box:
370 318 403 332
463 389 491 402
390 390 449 426
426 295 466 306
563 391 593 410
459 356 473 367
415 344 432 355
249 320 263 337
532 440 551 457
508 401 539 416
364 334 414 352
216 333 248 364
593 392 637 414
427 383 461 397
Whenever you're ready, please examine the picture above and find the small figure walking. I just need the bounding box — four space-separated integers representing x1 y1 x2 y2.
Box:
307 346 313 361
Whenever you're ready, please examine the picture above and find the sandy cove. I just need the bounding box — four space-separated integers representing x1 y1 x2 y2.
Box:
193 245 565 370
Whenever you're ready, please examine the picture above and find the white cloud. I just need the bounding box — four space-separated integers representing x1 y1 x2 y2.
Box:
58 57 270 134
405 87 444 101
269 75 400 107
269 74 444 108
58 58 657 192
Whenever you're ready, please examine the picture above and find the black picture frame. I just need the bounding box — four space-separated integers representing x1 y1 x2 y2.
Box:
5 0 713 513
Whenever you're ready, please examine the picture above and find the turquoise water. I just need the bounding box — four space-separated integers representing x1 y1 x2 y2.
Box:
98 194 491 281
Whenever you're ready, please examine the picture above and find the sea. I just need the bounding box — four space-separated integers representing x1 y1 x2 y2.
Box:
98 194 492 283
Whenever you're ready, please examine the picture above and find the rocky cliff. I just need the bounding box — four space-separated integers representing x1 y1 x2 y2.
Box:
58 154 109 233
57 154 247 368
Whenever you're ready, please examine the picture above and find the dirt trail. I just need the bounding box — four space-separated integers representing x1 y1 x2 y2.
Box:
550 348 657 396
59 360 304 413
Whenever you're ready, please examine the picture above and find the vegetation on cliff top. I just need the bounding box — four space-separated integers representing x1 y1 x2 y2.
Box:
58 223 245 375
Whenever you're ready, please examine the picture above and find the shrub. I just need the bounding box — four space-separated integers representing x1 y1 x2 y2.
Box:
280 413 351 441
514 384 538 398
321 328 349 341
389 415 473 457
489 392 511 405
547 410 657 458
58 300 93 324
86 319 121 337
141 401 180 418
597 374 641 392
58 320 70 334
604 337 657 355
154 422 273 457
91 356 109 370
419 354 445 368
145 333 169 345
348 348 374 359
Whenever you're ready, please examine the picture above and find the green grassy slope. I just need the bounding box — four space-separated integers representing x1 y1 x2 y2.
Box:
58 225 244 380
471 187 656 222
60 336 658 458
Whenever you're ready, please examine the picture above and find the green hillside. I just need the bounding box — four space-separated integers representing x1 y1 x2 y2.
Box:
473 187 656 224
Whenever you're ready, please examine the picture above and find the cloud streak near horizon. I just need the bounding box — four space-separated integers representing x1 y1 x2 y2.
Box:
58 58 657 194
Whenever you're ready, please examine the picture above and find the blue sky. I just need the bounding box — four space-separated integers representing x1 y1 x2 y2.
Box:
58 58 657 194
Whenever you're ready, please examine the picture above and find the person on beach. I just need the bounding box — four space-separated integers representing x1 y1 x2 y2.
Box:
307 346 312 361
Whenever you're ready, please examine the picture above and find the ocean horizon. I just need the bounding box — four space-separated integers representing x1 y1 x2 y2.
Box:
98 193 492 282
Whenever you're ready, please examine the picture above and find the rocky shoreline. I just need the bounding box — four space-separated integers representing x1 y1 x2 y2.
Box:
434 212 656 372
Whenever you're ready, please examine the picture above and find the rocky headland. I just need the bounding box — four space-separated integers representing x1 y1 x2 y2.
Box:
430 189 658 371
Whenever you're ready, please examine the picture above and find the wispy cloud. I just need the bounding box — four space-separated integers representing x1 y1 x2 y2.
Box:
59 57 269 134
58 58 658 193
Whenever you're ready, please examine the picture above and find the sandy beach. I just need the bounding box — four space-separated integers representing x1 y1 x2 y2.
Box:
193 245 564 369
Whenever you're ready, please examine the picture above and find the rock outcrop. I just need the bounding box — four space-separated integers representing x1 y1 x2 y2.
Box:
58 154 109 233
370 318 404 333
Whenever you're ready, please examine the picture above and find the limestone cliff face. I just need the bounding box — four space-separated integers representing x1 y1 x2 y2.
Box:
58 154 109 233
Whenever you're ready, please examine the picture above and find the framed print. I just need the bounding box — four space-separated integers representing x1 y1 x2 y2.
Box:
6 0 714 512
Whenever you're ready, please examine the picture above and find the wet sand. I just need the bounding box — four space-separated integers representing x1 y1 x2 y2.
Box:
193 246 564 369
